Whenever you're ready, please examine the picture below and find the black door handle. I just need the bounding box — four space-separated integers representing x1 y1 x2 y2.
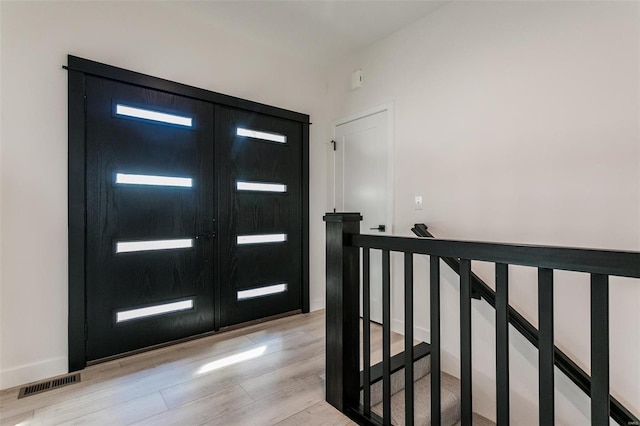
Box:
370 225 386 232
195 233 215 240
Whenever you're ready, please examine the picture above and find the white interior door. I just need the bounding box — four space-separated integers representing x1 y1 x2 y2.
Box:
334 109 390 324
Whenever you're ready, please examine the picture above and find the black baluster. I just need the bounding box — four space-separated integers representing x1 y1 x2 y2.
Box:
363 248 371 417
404 253 414 426
591 274 610 425
460 259 472 425
538 268 554 426
382 250 391 426
430 256 441 426
496 263 510 425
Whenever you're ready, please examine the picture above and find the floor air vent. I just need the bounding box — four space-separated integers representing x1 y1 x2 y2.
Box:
18 373 80 398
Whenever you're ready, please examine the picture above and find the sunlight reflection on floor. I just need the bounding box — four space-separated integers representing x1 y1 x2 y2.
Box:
195 345 267 375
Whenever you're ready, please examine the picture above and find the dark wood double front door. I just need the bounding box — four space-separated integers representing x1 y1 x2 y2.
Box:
71 57 307 364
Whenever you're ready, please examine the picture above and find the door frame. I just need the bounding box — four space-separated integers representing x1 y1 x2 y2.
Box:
67 55 310 371
329 103 395 235
329 103 395 325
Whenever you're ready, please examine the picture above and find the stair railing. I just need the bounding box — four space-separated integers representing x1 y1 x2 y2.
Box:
324 212 640 426
411 223 639 425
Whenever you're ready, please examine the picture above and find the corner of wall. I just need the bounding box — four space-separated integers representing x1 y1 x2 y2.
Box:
391 318 430 343
309 298 325 312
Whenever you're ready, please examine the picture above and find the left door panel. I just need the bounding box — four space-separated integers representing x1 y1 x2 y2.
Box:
85 76 215 361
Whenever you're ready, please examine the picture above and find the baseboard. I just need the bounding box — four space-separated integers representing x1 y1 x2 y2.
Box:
392 318 404 335
0 356 67 391
392 318 431 343
414 325 430 343
310 298 325 312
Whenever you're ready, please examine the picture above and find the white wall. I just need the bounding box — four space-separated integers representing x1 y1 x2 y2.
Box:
2 0 639 422
0 0 329 390
328 1 640 423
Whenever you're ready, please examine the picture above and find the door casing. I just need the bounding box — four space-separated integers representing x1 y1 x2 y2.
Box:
67 55 310 371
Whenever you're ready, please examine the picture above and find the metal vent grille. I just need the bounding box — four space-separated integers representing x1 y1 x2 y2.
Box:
18 373 80 398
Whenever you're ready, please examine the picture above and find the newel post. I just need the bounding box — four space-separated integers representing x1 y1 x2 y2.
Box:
323 212 362 412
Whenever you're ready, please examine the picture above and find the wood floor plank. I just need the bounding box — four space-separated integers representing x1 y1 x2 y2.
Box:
159 336 325 409
203 375 325 426
242 312 324 345
239 353 324 401
0 409 33 426
131 385 253 426
54 392 167 426
275 401 357 426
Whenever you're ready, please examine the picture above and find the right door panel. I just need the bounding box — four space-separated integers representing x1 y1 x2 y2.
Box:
216 106 303 326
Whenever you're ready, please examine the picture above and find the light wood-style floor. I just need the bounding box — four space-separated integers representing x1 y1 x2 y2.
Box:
0 311 407 426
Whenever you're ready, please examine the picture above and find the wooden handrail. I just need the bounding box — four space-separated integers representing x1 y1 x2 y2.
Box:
351 234 640 278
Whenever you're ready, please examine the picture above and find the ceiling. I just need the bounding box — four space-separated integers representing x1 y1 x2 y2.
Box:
166 1 448 66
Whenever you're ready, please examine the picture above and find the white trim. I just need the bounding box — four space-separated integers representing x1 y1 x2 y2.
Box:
392 318 403 336
392 319 431 343
415 326 430 343
310 298 325 312
331 102 394 127
0 357 67 391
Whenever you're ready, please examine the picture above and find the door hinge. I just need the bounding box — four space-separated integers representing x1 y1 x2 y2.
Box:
84 95 87 113
331 140 336 151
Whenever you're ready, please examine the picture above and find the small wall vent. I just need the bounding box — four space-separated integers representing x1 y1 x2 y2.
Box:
18 373 80 398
